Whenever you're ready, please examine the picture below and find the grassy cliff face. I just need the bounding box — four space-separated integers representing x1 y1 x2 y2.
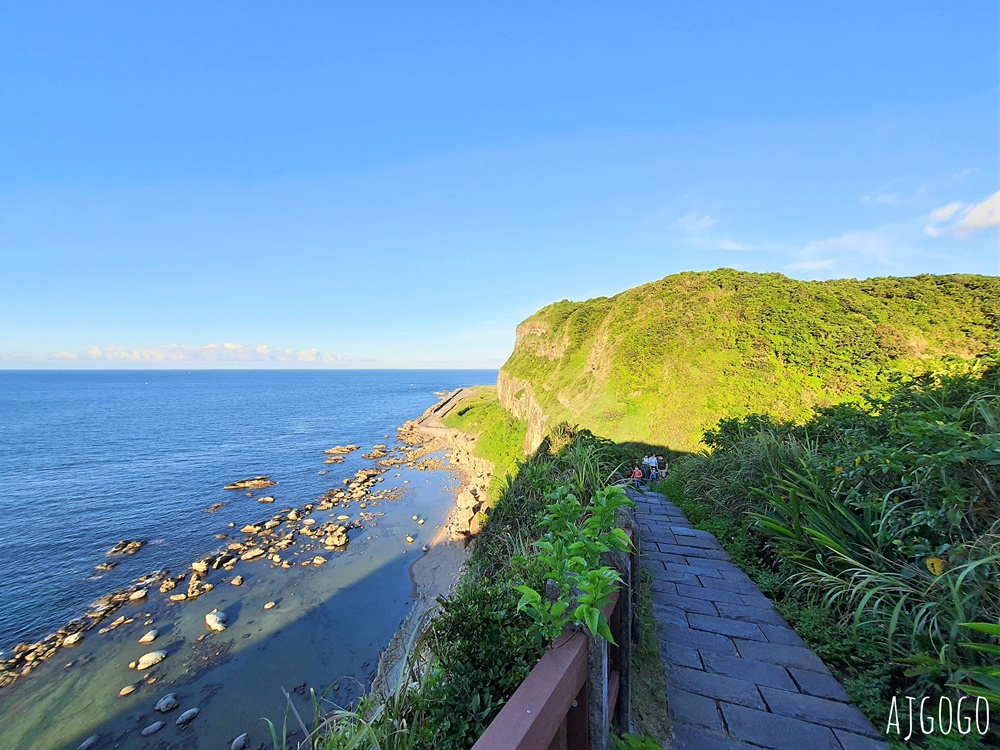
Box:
499 269 1000 451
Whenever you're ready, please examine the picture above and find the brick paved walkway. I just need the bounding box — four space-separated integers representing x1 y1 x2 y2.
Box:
630 488 889 750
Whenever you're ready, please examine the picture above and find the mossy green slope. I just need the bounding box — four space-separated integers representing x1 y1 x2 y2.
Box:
499 269 999 451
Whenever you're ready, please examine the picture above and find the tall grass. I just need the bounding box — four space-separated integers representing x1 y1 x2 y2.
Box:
678 362 1000 699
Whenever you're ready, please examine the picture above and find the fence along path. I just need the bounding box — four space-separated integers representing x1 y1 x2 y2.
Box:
629 488 890 750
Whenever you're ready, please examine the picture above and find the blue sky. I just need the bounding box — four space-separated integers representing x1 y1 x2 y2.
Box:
1 3 997 368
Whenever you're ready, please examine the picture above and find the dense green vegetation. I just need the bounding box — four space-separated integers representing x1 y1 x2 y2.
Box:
655 359 1000 747
311 429 642 749
501 269 999 450
441 386 527 497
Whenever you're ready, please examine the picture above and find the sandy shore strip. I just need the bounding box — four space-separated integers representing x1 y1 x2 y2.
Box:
373 387 495 695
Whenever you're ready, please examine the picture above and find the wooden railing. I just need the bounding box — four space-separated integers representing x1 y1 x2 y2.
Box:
473 525 637 750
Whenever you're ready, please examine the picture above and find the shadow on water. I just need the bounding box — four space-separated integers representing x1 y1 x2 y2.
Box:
0 471 459 750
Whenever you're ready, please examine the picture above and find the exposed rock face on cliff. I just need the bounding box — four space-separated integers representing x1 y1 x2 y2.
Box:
496 369 549 454
498 269 1000 451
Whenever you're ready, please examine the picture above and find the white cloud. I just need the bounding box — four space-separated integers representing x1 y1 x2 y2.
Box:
672 212 717 234
784 226 914 277
860 192 902 206
924 191 1000 237
1 343 351 366
671 212 753 252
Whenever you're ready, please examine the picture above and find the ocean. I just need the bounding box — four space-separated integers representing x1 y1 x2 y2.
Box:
0 369 495 749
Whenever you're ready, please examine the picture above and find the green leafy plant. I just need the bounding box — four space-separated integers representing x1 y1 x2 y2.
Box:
514 485 633 644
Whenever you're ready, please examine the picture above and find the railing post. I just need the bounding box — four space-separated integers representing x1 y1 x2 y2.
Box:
615 552 633 732
587 633 608 750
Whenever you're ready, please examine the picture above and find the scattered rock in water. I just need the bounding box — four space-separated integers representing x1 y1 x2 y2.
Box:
422 545 429 552
324 445 359 455
224 476 276 490
78 736 99 750
337 514 351 521
106 540 144 556
138 629 158 644
205 609 228 632
94 561 117 572
241 548 265 562
231 732 250 750
312 556 327 566
412 515 418 521
240 524 261 534
191 560 210 574
129 589 147 601
176 707 200 725
136 650 167 671
62 632 83 647
263 602 276 610
155 692 179 712
205 502 225 513
141 721 165 736
119 683 138 697
231 575 244 587
405 535 414 544
258 495 275 503
169 593 187 602
417 519 425 525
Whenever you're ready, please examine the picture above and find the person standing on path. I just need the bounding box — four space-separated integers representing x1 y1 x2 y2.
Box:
632 466 643 488
642 455 650 480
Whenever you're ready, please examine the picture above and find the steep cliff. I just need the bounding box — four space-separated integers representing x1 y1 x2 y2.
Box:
498 269 1000 451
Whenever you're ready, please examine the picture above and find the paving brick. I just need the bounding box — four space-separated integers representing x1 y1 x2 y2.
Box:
739 591 777 608
651 602 690 627
653 548 690 564
688 612 767 641
676 556 730 573
701 652 798 691
658 593 720 616
664 569 705 587
720 702 843 750
673 724 752 750
668 664 767 709
646 549 685 565
658 641 703 670
760 686 883 737
672 535 724 550
649 579 678 596
833 729 891 749
677 583 746 604
759 622 807 646
713 601 788 627
658 623 738 655
666 686 725 731
719 568 755 584
789 667 850 702
733 639 830 673
698 575 761 594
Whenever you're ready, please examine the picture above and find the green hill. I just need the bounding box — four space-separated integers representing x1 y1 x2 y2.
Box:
498 269 999 452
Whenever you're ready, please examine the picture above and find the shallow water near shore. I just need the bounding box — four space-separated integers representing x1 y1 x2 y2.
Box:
0 370 494 750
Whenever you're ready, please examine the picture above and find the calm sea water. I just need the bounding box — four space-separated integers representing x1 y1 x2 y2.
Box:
0 369 496 654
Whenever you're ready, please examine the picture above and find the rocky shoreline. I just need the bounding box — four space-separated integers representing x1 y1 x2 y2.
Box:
372 387 497 696
0 388 493 749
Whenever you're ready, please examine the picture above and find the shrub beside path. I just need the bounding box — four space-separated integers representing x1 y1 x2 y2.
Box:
629 487 890 750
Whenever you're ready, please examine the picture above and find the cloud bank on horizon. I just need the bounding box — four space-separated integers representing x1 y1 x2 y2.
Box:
1 343 351 367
